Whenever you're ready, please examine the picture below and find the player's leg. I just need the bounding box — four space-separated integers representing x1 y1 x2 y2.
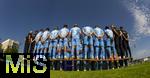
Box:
49 40 55 70
100 39 105 60
83 36 88 71
75 38 80 71
57 39 62 59
100 47 105 60
35 41 42 66
71 38 76 71
56 39 61 70
51 41 55 59
89 36 94 59
83 36 88 59
106 38 113 69
44 40 50 56
118 38 125 67
94 38 99 59
127 42 132 61
59 43 63 71
48 40 52 59
111 39 118 69
76 39 81 71
40 43 44 58
39 44 47 67
112 41 117 58
122 40 128 58
64 38 69 59
87 36 93 70
71 38 75 59
94 46 99 70
106 38 112 59
54 39 58 59
80 44 84 71
37 41 42 59
95 46 99 59
33 42 38 60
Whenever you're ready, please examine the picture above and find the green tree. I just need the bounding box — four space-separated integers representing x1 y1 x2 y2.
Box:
0 43 3 52
5 46 18 53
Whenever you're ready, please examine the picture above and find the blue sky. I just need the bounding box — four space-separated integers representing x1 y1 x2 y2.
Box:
0 0 150 59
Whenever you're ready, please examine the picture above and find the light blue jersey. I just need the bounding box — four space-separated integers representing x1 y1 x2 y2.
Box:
35 31 43 43
94 27 104 38
34 31 43 50
94 27 105 59
104 29 114 58
41 30 50 41
70 27 81 58
94 27 104 46
104 29 113 47
82 26 94 59
104 29 113 39
59 27 69 38
50 30 59 40
82 26 93 36
59 27 69 47
70 27 81 39
58 27 70 58
33 31 43 60
41 30 50 49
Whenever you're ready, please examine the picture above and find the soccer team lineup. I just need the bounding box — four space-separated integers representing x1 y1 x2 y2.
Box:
23 24 132 71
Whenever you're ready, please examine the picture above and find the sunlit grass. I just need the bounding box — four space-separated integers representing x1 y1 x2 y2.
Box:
50 62 150 78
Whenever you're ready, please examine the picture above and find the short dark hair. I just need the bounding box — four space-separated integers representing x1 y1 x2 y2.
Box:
34 30 39 34
63 24 68 28
73 24 78 27
120 26 123 29
95 25 100 28
105 26 109 29
45 28 49 31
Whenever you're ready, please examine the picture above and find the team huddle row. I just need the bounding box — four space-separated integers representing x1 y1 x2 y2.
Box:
26 24 132 61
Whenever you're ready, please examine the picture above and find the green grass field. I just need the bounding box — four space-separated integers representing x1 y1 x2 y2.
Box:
50 62 150 78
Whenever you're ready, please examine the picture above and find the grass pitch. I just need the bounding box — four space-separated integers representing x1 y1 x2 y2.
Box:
50 62 150 78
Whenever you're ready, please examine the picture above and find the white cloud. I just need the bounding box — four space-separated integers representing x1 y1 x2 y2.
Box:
133 7 150 36
123 0 150 39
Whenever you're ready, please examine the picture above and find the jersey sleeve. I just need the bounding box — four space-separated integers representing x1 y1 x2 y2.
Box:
79 28 82 34
70 29 72 33
91 28 94 34
58 30 62 37
82 27 85 34
101 29 104 36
